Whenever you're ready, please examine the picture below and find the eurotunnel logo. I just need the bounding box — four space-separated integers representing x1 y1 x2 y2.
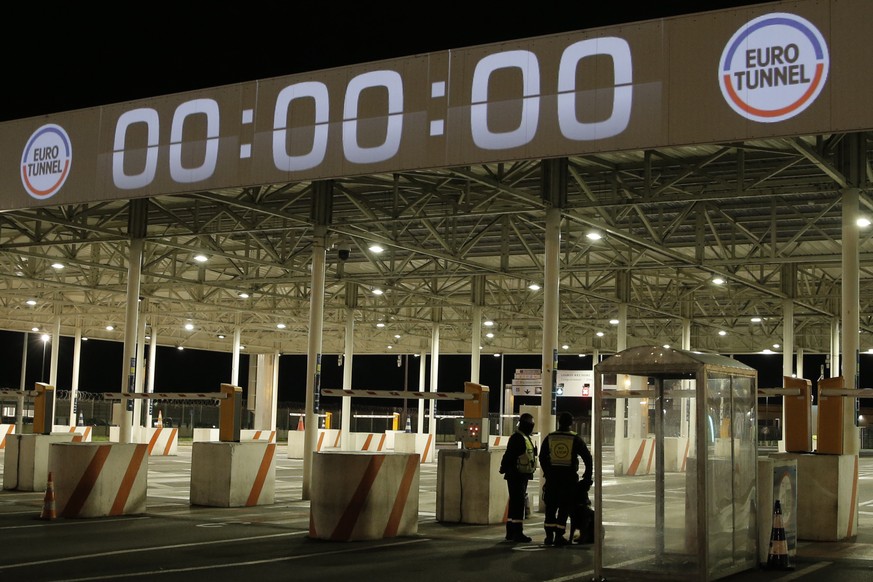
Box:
21 124 72 200
719 13 829 123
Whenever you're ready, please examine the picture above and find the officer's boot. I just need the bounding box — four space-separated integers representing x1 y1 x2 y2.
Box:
544 526 554 545
505 522 513 541
554 528 570 547
514 525 532 543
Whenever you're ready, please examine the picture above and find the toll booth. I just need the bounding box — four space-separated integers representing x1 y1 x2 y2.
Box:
593 346 758 582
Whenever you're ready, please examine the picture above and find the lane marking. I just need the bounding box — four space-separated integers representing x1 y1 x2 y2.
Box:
0 517 150 530
0 531 303 569
50 537 430 581
774 561 832 580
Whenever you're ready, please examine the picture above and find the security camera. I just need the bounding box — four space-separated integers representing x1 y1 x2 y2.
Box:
338 245 351 261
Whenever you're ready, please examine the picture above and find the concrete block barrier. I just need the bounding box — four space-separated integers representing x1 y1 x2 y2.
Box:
394 432 435 464
310 451 420 541
488 435 509 448
190 441 276 507
354 432 388 452
49 442 148 517
287 429 341 459
0 424 14 448
242 429 276 443
53 425 93 442
193 428 220 442
3 433 77 491
146 427 178 456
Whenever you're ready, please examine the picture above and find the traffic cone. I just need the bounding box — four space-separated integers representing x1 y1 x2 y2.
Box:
405 416 412 433
766 500 792 570
40 472 57 520
156 410 163 428
297 416 304 431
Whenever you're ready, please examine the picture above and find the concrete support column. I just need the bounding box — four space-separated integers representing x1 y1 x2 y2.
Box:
418 349 426 434
303 226 327 500
681 318 691 351
341 304 355 450
471 304 482 384
782 298 795 378
120 237 144 444
429 320 441 437
70 327 82 426
50 317 60 424
842 187 861 454
830 318 840 378
16 333 28 433
471 275 485 384
231 326 241 386
540 206 561 436
145 326 157 430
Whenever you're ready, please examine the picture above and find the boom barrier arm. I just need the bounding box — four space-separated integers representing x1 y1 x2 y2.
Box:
103 384 242 442
320 388 475 400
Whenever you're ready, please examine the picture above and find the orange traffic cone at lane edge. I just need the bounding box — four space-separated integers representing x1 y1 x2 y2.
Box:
766 499 792 570
156 410 163 428
297 415 304 431
40 472 57 520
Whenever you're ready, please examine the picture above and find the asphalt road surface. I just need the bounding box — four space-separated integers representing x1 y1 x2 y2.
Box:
0 444 871 582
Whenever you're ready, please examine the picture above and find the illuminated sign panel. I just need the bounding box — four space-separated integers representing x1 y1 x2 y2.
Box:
0 0 869 212
719 13 829 122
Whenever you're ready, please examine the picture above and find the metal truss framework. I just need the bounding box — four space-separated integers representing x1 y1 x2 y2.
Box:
1 132 872 358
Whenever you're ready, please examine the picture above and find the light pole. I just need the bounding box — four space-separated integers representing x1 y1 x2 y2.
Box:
40 333 50 382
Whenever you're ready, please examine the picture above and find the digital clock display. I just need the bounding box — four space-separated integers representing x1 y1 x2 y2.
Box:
0 0 864 212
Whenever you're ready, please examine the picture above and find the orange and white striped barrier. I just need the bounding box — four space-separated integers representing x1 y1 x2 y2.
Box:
488 435 507 448
146 427 178 456
310 451 420 541
354 432 387 452
190 441 276 507
621 437 655 476
287 429 341 458
49 442 148 518
242 429 277 443
0 424 14 449
394 432 434 464
53 425 93 442
663 436 690 472
2 434 78 491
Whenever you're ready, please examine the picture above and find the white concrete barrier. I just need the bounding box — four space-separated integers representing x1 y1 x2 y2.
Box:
617 436 656 476
3 433 77 491
770 452 859 541
190 441 276 507
310 451 420 540
145 427 178 456
49 442 148 517
394 432 435 464
287 429 341 459
193 428 220 442
0 424 14 449
436 448 508 524
488 434 509 448
664 436 690 472
53 425 93 442
242 429 276 443
353 432 388 452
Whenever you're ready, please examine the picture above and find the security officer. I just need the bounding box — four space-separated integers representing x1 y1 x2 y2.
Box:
539 411 593 546
499 412 537 542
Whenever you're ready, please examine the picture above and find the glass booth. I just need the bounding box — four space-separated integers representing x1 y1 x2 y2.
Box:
593 346 758 581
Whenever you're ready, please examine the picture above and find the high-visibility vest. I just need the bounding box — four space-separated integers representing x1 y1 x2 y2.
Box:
516 432 537 474
547 432 576 467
